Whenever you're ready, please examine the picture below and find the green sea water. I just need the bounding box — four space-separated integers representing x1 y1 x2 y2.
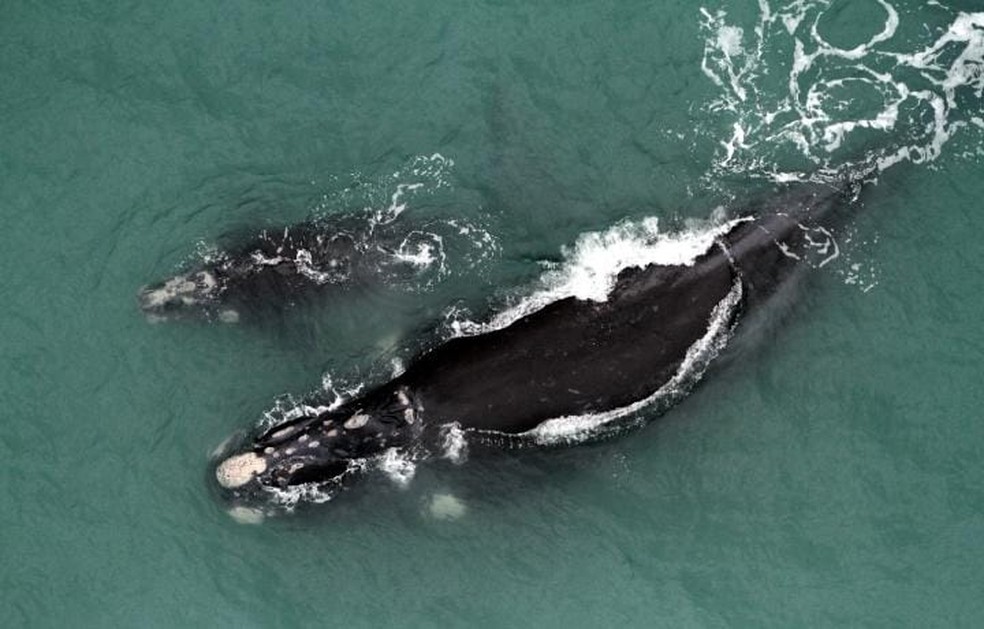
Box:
3 0 984 626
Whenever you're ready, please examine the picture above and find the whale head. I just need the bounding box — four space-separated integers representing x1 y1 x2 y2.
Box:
138 269 240 323
212 387 421 510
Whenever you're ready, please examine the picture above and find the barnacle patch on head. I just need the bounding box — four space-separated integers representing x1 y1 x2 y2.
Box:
216 452 267 488
344 413 370 430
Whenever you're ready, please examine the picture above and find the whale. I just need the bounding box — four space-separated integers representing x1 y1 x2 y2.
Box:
212 178 863 509
138 216 421 323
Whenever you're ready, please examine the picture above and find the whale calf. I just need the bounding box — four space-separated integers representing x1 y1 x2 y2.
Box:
138 216 428 323
212 179 862 509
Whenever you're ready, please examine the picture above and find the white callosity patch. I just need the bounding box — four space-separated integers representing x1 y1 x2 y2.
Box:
140 270 220 308
215 452 267 489
699 1 984 177
448 216 748 337
343 413 370 430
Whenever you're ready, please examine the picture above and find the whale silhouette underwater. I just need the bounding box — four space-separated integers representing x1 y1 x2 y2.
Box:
137 214 434 324
141 176 868 514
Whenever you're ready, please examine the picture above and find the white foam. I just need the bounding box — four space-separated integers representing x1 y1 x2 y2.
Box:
393 231 446 275
376 448 417 486
257 393 337 435
293 248 335 284
215 452 267 489
408 153 455 188
449 216 746 337
375 183 424 226
369 154 454 226
139 270 220 310
265 479 341 509
439 423 468 464
699 2 984 179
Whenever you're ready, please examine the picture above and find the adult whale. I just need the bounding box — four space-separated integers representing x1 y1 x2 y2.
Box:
213 177 863 507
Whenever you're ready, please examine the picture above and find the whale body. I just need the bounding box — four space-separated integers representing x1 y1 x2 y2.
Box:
138 217 418 323
213 180 860 508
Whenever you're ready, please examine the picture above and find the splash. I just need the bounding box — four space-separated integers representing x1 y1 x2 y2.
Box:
376 448 418 486
314 153 455 221
439 423 468 464
512 278 743 446
448 215 747 337
253 372 361 434
699 1 984 179
313 153 497 283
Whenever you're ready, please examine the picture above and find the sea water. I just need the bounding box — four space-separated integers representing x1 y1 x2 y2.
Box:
2 0 983 626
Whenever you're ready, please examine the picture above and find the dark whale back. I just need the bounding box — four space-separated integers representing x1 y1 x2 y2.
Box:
396 250 736 433
395 181 855 433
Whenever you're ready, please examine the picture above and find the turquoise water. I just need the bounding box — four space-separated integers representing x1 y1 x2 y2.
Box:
3 0 984 626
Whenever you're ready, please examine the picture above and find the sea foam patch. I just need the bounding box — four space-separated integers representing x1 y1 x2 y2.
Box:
699 1 984 179
449 216 747 337
695 0 984 293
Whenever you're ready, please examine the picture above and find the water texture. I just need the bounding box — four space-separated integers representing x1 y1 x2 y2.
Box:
2 0 983 626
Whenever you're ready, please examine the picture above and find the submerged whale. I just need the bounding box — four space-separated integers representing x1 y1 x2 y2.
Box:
138 217 426 323
213 179 863 508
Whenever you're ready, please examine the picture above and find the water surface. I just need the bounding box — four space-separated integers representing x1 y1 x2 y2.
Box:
2 1 984 626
